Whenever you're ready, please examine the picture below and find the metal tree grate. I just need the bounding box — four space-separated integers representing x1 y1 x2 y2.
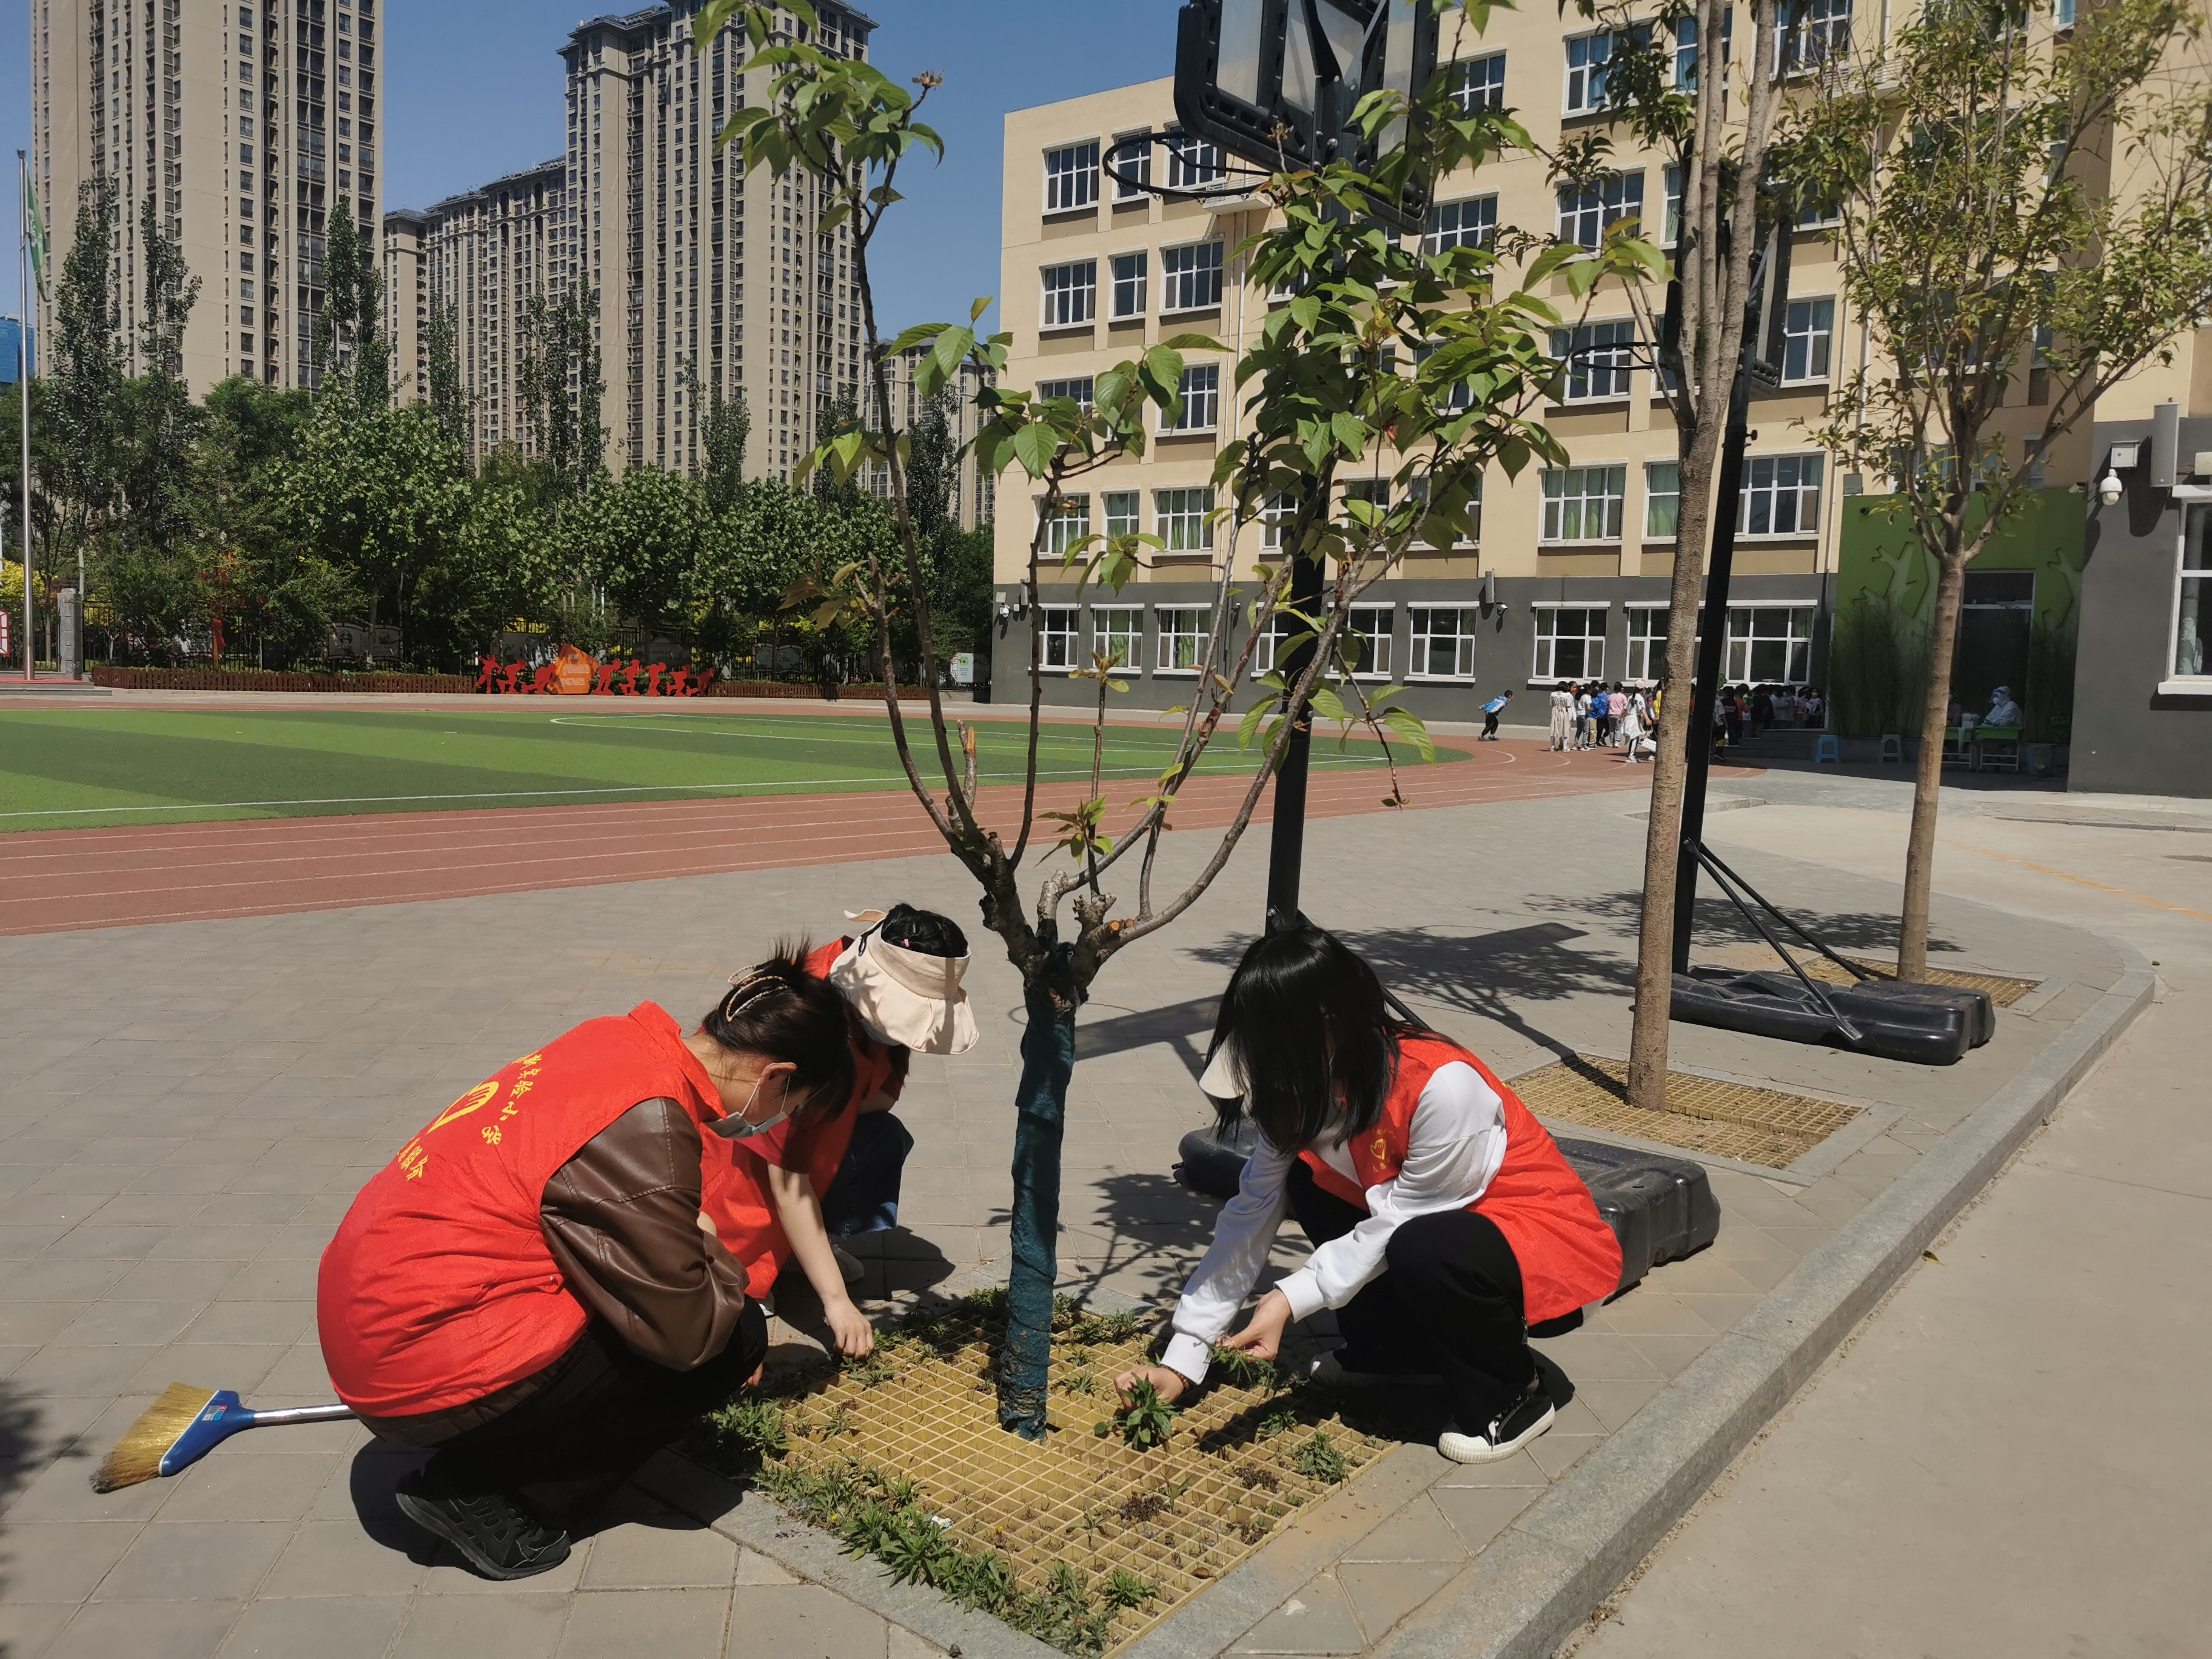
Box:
695 1297 1391 1655
1713 946 2040 1007
1515 1054 1862 1168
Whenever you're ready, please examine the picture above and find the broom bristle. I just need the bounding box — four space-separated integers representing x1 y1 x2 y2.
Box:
93 1383 218 1493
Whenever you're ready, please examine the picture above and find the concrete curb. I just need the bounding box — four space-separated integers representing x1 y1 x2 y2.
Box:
1364 940 2158 1659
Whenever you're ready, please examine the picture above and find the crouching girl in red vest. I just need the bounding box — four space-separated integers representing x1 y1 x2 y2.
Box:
317 949 855 1579
1114 924 1621 1464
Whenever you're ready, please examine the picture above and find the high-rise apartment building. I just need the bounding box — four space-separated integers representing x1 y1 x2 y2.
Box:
385 159 570 463
869 343 997 533
560 1 874 481
32 0 386 397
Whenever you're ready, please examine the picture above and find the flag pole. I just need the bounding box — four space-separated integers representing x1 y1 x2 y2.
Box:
18 152 32 684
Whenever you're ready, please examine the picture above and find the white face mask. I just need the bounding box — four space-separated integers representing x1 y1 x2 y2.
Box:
716 1069 791 1141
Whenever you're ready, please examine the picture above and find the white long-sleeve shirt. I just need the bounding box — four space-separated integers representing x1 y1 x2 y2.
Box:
1161 1061 1508 1387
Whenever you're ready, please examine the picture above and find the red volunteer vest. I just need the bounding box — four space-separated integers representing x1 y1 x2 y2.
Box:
699 939 897 1298
1299 1034 1622 1324
317 1003 721 1418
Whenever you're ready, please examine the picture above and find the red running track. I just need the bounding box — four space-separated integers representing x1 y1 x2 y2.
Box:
0 742 1760 937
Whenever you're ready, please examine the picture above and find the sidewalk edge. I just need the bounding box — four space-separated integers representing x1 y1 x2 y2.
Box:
1364 939 2156 1659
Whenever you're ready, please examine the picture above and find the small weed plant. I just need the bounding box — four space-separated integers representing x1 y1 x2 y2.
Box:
1293 1429 1349 1484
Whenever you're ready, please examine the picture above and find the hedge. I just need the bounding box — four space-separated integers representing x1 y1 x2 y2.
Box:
90 666 476 693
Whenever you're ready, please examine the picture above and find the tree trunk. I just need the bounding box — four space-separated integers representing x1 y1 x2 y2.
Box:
1898 541 1968 981
998 975 1076 1440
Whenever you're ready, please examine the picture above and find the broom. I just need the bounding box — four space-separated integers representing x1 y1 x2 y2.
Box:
93 1384 357 1492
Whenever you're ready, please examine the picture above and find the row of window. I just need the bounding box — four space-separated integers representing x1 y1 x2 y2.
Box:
1034 601 1817 685
1041 240 1223 328
1043 130 1230 214
1039 454 1823 554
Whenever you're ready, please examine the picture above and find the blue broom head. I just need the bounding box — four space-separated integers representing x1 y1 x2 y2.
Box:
159 1390 251 1476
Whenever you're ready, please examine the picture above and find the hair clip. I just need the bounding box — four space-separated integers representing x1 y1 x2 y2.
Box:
721 969 789 1022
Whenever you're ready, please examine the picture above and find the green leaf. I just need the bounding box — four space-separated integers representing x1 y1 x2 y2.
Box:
1011 421 1060 478
1308 686 1349 725
1382 708 1436 763
1237 697 1272 751
970 295 992 323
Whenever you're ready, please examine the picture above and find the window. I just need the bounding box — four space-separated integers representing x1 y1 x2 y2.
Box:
1543 466 1629 541
1626 605 1669 682
1104 490 1140 540
1674 10 1730 87
1156 488 1215 551
1037 377 1096 412
1111 251 1148 319
1565 27 1645 114
1044 141 1098 213
2053 0 2078 26
1344 606 1393 678
1409 607 1476 679
1044 494 1090 557
1552 320 1637 401
1253 609 1299 674
1111 131 1152 199
1343 478 1389 519
2173 504 2209 679
1738 455 1823 535
1424 195 1498 256
1165 130 1224 190
1557 172 1644 249
1161 241 1224 311
1259 489 1296 551
1157 607 1212 674
1781 298 1834 383
1646 461 1681 538
1726 606 1815 682
1041 260 1095 327
1663 165 1683 246
1041 606 1079 671
1534 607 1608 680
1782 0 1851 71
1164 363 1220 432
1092 605 1142 671
1449 52 1506 112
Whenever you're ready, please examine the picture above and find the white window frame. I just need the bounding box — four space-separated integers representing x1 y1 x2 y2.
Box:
1407 605 1478 680
1424 195 1498 256
1564 27 1646 115
1042 494 1091 558
1340 605 1395 680
1781 297 1835 385
1041 605 1079 672
1557 171 1645 249
1663 164 1683 247
1163 363 1221 434
1449 52 1507 113
1737 454 1824 537
1724 604 1815 683
1155 487 1215 551
2168 503 2210 685
1532 605 1610 682
1039 259 1096 329
1253 609 1299 675
1553 320 1637 402
1159 240 1225 313
1043 140 1099 214
1036 377 1094 412
1542 465 1629 543
1156 606 1213 675
1110 130 1153 199
1103 489 1141 541
1624 603 1669 684
1091 605 1143 672
1110 249 1148 320
1645 461 1681 540
1259 489 1296 551
1781 0 1852 72
1165 129 1224 191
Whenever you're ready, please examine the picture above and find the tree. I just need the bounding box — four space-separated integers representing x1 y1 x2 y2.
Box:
697 0 1638 1437
698 378 751 515
196 377 341 668
318 195 389 409
424 300 469 450
518 284 606 500
1794 0 2212 978
46 176 124 588
570 464 710 652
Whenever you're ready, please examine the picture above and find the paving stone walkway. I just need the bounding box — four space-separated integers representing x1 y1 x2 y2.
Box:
0 766 2133 1658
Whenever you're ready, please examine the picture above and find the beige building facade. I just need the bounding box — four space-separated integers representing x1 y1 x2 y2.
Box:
380 201 424 402
32 0 385 397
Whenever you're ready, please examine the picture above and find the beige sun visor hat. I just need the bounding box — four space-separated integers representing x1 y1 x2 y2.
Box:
1198 1036 1247 1102
828 910 980 1056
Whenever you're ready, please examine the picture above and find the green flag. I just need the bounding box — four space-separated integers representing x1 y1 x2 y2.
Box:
25 173 48 303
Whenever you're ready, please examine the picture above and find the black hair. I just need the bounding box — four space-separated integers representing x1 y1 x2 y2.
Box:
1204 923 1409 1155
875 902 967 958
701 940 855 1120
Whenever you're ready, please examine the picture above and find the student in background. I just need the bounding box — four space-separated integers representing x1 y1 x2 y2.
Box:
1479 689 1512 742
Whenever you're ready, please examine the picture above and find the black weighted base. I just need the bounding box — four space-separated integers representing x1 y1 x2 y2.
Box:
1672 967 1993 1065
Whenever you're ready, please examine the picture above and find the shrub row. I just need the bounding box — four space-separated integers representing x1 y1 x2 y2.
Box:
90 666 475 693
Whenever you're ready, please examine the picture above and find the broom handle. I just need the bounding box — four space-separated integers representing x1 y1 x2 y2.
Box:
244 1403 357 1426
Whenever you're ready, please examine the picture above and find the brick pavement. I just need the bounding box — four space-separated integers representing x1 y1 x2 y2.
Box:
0 771 2128 1658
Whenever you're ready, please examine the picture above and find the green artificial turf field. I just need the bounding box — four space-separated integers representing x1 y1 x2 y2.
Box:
0 705 1460 833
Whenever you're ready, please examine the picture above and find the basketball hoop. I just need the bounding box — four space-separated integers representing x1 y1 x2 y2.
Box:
1101 131 1278 209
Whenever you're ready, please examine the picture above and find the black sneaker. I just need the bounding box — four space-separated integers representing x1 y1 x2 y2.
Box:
1437 1379 1555 1465
395 1461 572 1581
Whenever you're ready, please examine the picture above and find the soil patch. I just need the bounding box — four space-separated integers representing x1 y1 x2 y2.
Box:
1517 1054 1862 1167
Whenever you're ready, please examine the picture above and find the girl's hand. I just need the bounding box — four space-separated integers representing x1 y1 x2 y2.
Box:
824 1298 876 1358
1220 1289 1293 1362
1110 1365 1189 1407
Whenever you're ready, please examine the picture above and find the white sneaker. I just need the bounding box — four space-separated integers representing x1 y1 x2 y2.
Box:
1307 1351 1441 1390
831 1244 865 1285
1438 1384 1555 1464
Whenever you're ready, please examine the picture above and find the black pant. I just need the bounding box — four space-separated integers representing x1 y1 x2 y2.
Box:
1481 711 1501 739
376 1303 768 1527
1285 1160 1535 1426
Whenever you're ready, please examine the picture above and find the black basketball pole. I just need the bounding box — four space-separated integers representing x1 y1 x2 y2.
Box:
1264 539 1325 934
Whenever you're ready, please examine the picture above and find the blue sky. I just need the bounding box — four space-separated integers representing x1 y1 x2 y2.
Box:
2 0 1181 335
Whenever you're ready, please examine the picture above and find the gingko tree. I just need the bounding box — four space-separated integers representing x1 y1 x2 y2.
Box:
1791 0 2212 978
694 0 1649 1436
